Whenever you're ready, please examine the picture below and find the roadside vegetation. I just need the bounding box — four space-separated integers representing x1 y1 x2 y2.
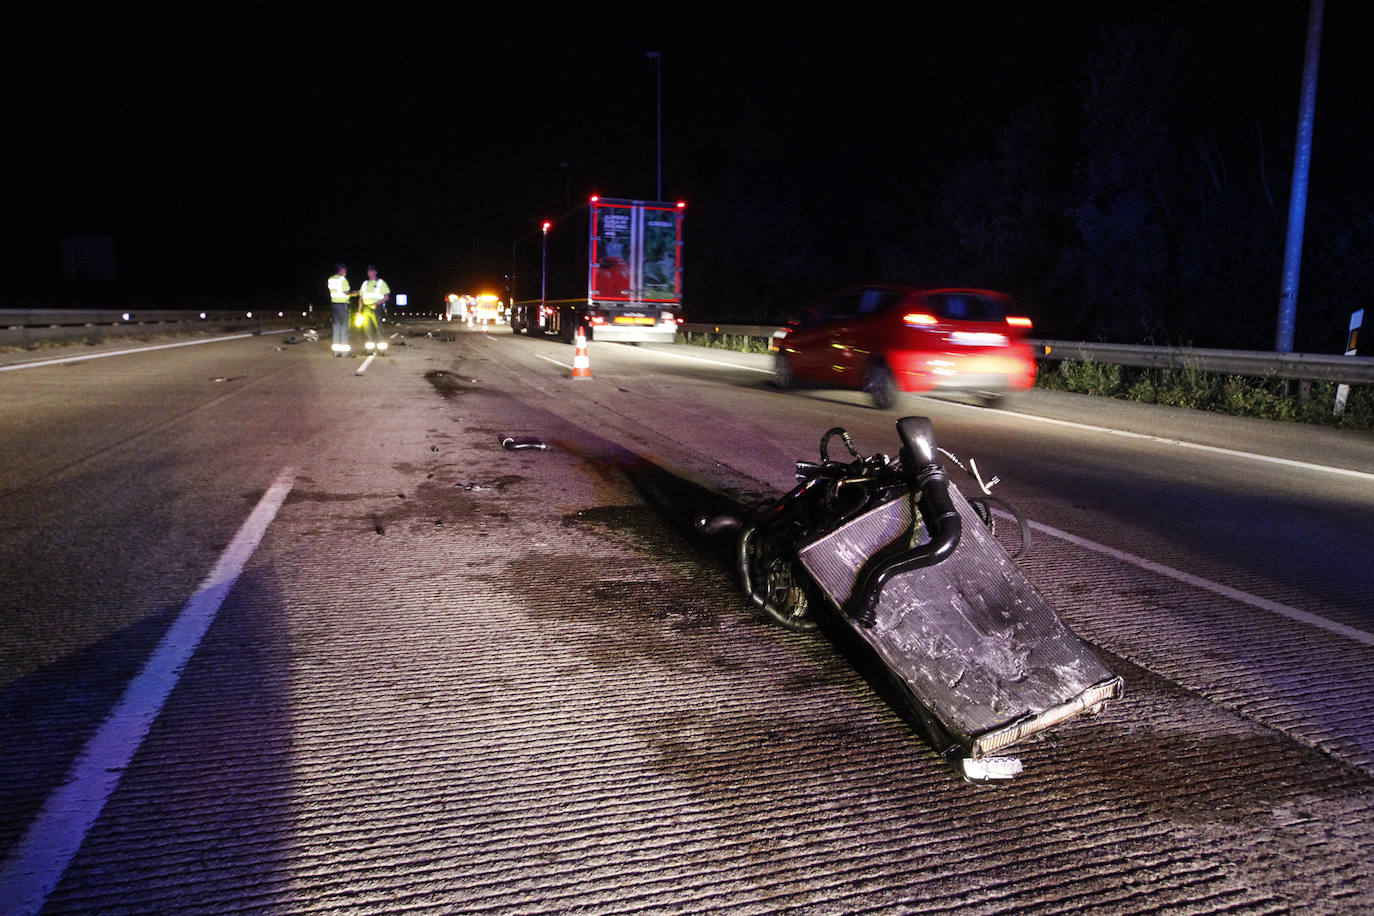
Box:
1037 360 1373 431
677 330 773 354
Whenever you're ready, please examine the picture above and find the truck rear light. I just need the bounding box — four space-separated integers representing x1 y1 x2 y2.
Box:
589 315 606 325
1006 316 1032 328
903 312 938 327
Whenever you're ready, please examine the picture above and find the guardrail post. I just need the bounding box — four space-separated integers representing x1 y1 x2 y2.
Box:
1334 308 1363 415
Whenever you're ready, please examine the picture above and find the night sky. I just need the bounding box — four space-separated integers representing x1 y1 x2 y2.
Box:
9 3 1372 342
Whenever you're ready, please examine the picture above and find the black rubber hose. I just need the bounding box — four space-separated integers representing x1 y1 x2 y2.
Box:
820 427 859 463
844 465 962 628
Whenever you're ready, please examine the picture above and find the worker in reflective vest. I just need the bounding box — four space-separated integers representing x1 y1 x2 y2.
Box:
358 264 391 354
327 263 356 356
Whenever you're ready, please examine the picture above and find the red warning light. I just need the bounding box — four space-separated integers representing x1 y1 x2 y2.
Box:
676 201 686 209
542 220 551 233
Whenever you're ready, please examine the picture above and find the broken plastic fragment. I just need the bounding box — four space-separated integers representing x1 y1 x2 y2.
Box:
697 515 741 534
961 756 1023 782
501 436 549 451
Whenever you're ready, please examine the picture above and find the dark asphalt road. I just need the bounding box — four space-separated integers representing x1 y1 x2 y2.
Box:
1 322 1371 913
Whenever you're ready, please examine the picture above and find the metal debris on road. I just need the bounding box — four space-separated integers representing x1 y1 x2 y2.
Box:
501 436 549 451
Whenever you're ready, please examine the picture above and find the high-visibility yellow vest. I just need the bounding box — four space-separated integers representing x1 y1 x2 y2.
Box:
360 278 390 307
328 273 351 304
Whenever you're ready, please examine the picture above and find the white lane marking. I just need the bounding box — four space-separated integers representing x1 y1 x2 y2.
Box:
987 408 1374 483
535 353 574 371
0 331 293 372
523 339 772 375
0 467 297 914
626 345 774 374
1018 513 1374 647
355 354 376 374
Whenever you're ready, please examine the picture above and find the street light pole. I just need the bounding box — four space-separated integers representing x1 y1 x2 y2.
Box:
541 220 550 315
1276 0 1325 353
646 51 662 200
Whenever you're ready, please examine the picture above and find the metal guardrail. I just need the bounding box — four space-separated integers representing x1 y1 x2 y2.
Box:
0 308 310 348
1032 339 1374 385
6 312 1370 385
680 323 1374 385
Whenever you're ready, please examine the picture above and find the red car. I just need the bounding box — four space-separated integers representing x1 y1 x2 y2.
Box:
773 285 1038 408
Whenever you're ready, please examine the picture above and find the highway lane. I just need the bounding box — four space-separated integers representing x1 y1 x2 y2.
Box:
504 329 1374 628
485 327 1374 774
1 321 1372 913
0 332 338 684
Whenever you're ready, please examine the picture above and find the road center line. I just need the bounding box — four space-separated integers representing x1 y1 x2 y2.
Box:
355 354 376 374
1017 512 1374 647
535 353 574 371
625 345 775 374
0 467 297 915
991 408 1374 482
0 331 292 372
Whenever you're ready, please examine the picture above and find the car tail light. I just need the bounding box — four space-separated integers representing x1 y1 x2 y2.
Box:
1006 316 1033 328
903 312 938 327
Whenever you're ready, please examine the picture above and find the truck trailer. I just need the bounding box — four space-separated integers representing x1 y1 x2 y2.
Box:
509 196 684 344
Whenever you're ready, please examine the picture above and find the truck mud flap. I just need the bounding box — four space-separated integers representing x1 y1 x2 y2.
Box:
796 483 1122 763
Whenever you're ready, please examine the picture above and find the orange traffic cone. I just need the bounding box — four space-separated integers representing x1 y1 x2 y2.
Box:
572 326 593 379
